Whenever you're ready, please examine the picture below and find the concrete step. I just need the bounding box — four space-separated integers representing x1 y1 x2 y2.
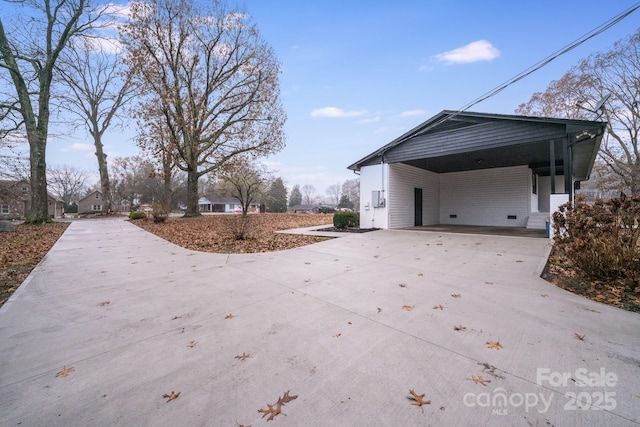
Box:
526 212 550 230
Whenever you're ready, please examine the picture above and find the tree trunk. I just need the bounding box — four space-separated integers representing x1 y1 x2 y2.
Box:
93 134 112 213
184 169 200 217
28 132 50 222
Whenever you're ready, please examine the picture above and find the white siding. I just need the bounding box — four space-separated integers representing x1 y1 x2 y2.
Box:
359 164 389 229
388 163 439 228
537 176 565 212
439 166 531 227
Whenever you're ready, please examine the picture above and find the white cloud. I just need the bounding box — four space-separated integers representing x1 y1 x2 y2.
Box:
434 40 500 65
59 143 93 153
418 65 433 72
400 110 426 117
291 44 300 49
310 107 366 118
356 116 380 124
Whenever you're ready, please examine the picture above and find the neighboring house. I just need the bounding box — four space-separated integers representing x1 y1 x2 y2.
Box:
198 196 261 213
348 110 605 235
77 191 105 214
0 179 64 219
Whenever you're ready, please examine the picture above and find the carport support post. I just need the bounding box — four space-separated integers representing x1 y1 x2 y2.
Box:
563 138 572 203
549 139 556 194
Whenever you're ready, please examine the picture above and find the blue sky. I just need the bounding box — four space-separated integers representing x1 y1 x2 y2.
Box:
39 0 640 198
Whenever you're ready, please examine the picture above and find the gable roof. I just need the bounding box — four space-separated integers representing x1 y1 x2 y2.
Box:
78 190 102 203
348 110 606 181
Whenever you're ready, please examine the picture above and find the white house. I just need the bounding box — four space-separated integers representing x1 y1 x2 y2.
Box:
348 111 606 234
198 196 261 213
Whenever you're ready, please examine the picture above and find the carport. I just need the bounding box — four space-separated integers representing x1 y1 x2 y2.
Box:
348 110 606 233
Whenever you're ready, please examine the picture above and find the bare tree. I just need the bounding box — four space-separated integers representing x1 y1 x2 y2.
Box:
218 159 267 217
301 184 316 206
47 164 90 205
516 29 640 195
57 42 135 213
121 0 286 217
0 0 110 222
341 178 360 210
325 183 341 205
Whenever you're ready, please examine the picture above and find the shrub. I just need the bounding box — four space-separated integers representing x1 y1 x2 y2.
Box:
152 202 169 223
552 194 640 282
128 211 147 220
333 211 359 229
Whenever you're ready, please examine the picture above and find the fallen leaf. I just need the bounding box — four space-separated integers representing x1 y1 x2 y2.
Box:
574 333 585 341
258 391 298 421
408 389 430 406
486 341 503 350
432 304 444 310
581 306 600 313
399 283 407 288
451 294 461 298
235 352 250 361
171 316 182 320
333 333 341 338
276 390 298 405
225 313 236 319
258 403 281 421
304 262 310 265
541 294 548 297
402 305 414 311
454 325 466 331
471 375 491 386
418 273 424 277
516 260 523 263
377 307 382 313
98 301 110 306
187 340 197 348
162 391 181 402
55 367 75 377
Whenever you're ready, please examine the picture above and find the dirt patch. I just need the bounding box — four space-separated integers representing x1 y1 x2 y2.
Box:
132 213 335 253
542 247 640 313
0 222 69 308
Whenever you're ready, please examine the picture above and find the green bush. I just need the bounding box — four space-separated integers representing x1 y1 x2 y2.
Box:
333 211 359 229
128 211 147 220
552 194 640 282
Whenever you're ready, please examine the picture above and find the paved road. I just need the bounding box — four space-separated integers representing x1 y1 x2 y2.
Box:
1 217 639 426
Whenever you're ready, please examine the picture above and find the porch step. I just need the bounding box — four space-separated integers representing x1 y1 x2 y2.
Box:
526 212 550 230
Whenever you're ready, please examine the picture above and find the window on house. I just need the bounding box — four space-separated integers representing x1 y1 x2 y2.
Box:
1 205 9 214
95 193 100 199
21 186 27 194
92 205 102 211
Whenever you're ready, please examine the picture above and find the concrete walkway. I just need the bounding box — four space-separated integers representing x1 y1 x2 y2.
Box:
1 217 639 426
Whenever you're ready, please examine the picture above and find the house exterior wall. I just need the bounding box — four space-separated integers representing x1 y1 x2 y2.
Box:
388 163 439 228
1 180 62 219
359 163 389 229
537 176 566 212
439 165 531 227
78 191 103 214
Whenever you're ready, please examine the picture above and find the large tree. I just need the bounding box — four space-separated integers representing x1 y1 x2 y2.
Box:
341 178 360 210
266 176 287 212
325 183 341 205
516 29 640 195
57 43 135 213
301 184 316 206
288 184 302 207
0 0 109 222
218 159 266 217
121 0 286 217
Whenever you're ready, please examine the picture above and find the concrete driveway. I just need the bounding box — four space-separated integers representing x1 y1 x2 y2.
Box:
1 218 639 426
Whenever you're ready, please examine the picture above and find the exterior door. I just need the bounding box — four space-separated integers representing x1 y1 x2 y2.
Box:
414 188 423 226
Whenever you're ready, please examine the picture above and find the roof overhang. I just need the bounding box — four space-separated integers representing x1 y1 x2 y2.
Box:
348 110 606 181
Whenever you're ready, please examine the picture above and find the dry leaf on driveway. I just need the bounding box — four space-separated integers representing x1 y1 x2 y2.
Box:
408 389 430 406
55 367 75 377
162 391 181 402
471 375 491 386
486 341 503 350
